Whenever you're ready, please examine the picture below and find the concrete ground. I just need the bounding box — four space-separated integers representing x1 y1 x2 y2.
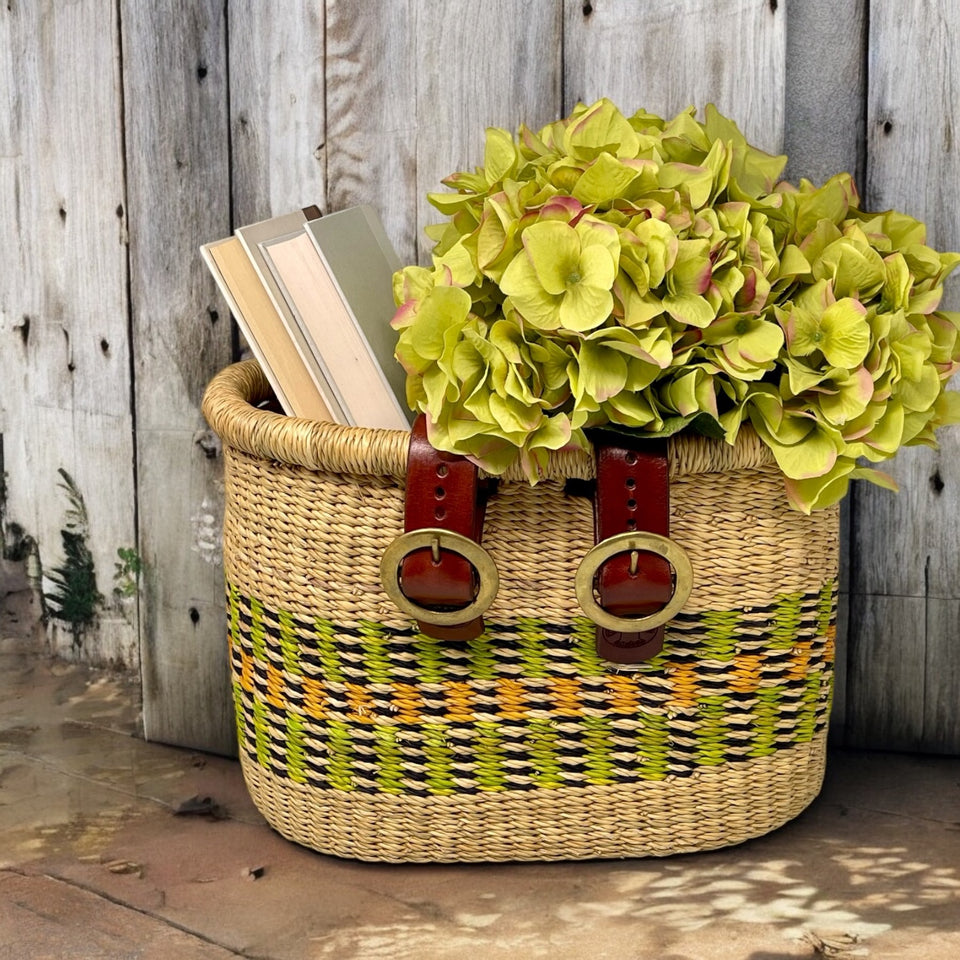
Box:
1 582 959 959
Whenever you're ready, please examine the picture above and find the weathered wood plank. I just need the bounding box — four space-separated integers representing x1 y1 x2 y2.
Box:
228 1 326 226
783 0 867 186
325 0 419 264
412 1 563 261
121 1 235 753
848 0 960 752
563 0 786 153
784 4 863 732
327 0 561 268
846 594 926 751
0 0 138 667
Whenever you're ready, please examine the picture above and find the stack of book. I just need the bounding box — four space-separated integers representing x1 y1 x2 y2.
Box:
201 204 412 430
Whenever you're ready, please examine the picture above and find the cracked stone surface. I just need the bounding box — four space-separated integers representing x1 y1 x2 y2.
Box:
2 580 960 959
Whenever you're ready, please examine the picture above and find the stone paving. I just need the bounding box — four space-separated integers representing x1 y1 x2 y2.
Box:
2 579 959 959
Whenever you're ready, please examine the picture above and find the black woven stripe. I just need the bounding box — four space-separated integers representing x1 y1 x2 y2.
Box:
241 715 830 795
231 588 834 644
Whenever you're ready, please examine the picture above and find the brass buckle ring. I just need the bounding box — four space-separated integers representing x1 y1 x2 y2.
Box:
379 528 499 626
575 531 693 632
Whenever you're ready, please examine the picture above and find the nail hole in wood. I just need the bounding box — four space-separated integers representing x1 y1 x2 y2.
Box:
189 607 200 625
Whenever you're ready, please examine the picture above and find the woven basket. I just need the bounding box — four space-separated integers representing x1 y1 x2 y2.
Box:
202 359 839 863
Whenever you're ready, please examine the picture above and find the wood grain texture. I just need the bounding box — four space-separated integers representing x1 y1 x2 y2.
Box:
325 0 420 265
783 0 867 186
228 0 325 226
846 594 926 751
413 0 563 263
121 0 235 753
0 0 138 667
563 0 786 153
847 0 960 752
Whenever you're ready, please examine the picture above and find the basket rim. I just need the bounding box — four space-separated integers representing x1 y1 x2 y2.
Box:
202 359 776 481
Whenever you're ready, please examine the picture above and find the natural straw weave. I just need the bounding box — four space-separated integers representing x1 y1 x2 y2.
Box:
203 359 839 863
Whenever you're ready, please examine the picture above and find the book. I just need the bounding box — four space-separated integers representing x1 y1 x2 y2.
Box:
234 207 348 423
201 232 332 421
260 205 412 430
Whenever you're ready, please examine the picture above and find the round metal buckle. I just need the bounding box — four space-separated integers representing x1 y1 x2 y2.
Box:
379 528 499 626
575 531 693 632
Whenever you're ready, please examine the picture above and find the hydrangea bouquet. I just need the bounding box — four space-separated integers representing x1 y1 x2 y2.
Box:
391 98 960 512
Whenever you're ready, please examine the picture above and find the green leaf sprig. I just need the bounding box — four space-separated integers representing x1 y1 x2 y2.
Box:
392 98 960 511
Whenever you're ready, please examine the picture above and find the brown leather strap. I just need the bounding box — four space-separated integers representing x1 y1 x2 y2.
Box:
400 415 487 640
593 436 672 663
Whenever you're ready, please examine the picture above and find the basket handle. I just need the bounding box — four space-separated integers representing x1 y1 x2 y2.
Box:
379 415 498 640
574 435 693 663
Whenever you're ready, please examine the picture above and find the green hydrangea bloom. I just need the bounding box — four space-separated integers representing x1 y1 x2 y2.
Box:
392 98 960 511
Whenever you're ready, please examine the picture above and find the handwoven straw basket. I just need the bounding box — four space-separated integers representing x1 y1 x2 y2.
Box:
202 359 839 863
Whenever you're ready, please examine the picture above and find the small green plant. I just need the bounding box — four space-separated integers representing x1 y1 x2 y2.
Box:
45 469 103 648
392 98 960 512
113 546 142 601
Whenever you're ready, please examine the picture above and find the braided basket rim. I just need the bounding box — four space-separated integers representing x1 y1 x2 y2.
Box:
202 359 777 481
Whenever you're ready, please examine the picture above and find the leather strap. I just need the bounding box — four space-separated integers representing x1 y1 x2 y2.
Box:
593 436 672 663
400 415 487 640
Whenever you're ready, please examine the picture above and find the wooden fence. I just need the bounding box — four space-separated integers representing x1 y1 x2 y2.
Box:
2 0 957 755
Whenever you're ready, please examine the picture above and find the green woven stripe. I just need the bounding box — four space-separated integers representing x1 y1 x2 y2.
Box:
701 609 741 661
422 723 456 795
228 583 241 647
515 617 549 678
412 632 447 685
314 618 344 683
695 694 729 766
817 579 837 634
359 619 392 685
233 680 246 752
570 618 607 678
769 594 804 649
278 610 301 677
285 710 307 784
637 712 670 780
582 715 616 785
473 720 507 791
325 719 355 791
796 672 822 744
227 581 835 794
527 719 563 788
250 597 266 662
465 633 497 682
253 697 270 768
372 725 405 794
749 686 785 757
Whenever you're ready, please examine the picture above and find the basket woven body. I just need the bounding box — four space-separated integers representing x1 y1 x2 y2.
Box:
203 360 839 863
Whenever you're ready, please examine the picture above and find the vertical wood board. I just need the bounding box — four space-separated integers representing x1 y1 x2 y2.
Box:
325 0 419 264
412 0 563 262
228 1 326 226
563 0 786 153
848 0 960 751
782 0 867 186
0 0 138 667
121 0 235 753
